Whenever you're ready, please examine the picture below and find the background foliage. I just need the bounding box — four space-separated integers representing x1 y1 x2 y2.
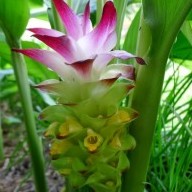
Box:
0 0 191 191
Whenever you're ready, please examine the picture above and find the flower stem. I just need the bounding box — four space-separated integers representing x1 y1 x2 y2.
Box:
11 40 47 192
121 2 192 192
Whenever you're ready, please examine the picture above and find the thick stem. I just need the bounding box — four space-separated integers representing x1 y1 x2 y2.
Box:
121 2 192 192
11 41 47 192
122 51 167 192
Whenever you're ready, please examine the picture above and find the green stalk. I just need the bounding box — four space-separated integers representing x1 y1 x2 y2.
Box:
121 2 192 192
10 40 47 192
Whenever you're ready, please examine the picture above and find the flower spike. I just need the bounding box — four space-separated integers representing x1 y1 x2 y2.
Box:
13 1 146 191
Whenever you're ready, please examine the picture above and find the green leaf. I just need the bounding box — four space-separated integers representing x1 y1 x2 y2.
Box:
0 0 29 43
0 80 18 99
123 8 141 55
170 32 192 61
181 20 192 45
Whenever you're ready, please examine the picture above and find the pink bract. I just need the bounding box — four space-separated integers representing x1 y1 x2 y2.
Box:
13 0 145 81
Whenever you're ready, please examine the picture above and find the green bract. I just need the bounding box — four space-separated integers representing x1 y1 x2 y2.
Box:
40 86 138 191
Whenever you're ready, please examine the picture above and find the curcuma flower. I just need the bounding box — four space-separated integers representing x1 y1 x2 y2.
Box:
13 0 145 191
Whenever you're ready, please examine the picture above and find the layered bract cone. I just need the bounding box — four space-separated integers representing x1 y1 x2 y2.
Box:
13 0 145 191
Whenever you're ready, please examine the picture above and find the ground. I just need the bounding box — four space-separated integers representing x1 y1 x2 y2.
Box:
0 115 64 192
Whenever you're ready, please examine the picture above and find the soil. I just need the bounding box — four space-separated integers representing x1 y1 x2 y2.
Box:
0 122 65 192
0 157 64 192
